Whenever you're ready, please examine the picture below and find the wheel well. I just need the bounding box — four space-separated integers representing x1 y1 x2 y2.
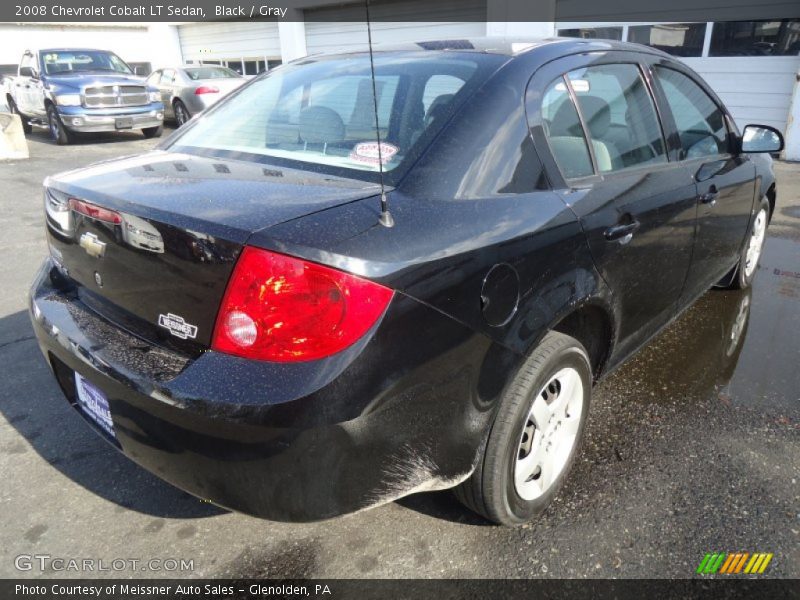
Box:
766 183 776 222
551 305 613 380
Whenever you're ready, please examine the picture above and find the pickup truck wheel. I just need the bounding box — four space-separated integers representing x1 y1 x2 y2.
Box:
8 98 32 134
173 100 190 127
46 105 73 145
454 331 592 526
719 197 770 290
142 125 163 139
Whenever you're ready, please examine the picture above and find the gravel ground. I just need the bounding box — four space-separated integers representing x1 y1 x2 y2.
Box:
0 126 797 579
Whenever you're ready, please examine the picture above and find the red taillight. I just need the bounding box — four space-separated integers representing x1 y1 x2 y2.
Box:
68 198 122 224
212 247 393 362
195 86 219 95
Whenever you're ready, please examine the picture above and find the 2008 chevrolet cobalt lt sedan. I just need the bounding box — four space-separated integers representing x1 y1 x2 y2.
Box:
29 38 782 525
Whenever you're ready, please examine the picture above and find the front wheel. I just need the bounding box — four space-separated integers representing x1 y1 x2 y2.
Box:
455 331 592 526
46 104 73 145
142 125 163 139
720 197 770 290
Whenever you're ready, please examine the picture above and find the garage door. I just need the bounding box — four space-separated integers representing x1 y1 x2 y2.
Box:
304 0 487 56
178 22 280 62
683 57 799 134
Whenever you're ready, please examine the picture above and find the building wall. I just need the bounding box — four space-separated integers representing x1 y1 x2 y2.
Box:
303 0 486 55
0 23 181 74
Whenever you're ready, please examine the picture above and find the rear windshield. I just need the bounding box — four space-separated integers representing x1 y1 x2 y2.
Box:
170 52 504 183
184 67 241 80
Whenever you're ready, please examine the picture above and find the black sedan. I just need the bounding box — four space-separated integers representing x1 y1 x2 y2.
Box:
29 38 782 525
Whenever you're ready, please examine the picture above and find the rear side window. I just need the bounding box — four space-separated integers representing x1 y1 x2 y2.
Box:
541 77 594 179
566 64 667 172
654 66 729 159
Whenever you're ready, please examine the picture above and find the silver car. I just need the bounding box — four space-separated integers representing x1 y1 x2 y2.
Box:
146 65 246 127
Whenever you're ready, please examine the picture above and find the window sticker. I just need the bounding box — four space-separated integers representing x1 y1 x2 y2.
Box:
349 141 399 166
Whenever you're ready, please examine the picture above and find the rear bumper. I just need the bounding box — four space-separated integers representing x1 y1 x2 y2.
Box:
58 103 164 132
29 259 505 521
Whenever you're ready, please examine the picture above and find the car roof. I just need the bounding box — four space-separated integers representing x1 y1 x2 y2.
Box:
310 36 674 60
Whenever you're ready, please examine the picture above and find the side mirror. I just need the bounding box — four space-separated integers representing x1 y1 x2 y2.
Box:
741 124 784 154
19 66 36 78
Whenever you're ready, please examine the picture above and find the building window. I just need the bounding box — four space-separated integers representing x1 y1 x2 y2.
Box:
558 27 623 41
628 23 707 57
128 62 152 76
709 20 800 56
267 60 283 71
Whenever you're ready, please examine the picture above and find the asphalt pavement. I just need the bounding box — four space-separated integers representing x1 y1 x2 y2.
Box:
0 125 797 579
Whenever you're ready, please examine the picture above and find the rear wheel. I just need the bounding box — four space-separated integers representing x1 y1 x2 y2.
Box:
455 331 592 526
46 104 73 145
173 100 190 127
719 197 769 290
142 125 163 138
8 97 32 134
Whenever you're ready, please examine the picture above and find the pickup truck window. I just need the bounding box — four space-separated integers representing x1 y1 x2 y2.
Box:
41 50 132 75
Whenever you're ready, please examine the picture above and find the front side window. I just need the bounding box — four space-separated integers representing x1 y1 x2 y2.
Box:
628 23 707 57
171 52 500 182
567 63 667 172
710 20 800 56
146 70 161 86
654 66 729 159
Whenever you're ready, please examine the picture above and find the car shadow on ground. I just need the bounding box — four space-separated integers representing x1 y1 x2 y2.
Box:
395 490 495 526
0 309 224 519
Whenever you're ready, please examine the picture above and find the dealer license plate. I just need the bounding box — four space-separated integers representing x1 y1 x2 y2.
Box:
75 373 116 438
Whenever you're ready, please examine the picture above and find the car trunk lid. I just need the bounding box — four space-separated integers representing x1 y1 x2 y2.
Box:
46 151 381 352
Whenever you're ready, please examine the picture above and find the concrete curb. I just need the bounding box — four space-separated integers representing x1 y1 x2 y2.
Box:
0 112 29 160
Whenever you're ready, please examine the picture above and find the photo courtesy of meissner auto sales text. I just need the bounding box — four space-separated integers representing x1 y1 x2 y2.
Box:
0 0 798 598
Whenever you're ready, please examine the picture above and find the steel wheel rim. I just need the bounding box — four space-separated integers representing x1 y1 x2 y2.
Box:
744 208 767 278
514 367 584 501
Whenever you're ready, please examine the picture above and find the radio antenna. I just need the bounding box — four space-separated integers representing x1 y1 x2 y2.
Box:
365 0 394 227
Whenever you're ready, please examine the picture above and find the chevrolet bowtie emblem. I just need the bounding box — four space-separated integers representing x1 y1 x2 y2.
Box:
79 232 106 258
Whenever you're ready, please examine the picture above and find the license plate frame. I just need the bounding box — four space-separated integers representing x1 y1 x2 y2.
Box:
114 117 133 130
75 373 116 439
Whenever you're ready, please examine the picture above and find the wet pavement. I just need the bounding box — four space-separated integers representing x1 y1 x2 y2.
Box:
0 129 798 579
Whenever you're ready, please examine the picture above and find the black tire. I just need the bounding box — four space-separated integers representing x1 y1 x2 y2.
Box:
142 125 163 138
455 331 592 526
718 196 770 290
173 100 190 127
46 104 73 145
8 97 32 134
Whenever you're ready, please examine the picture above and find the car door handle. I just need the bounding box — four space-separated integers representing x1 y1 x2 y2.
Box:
699 185 719 206
604 220 640 243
